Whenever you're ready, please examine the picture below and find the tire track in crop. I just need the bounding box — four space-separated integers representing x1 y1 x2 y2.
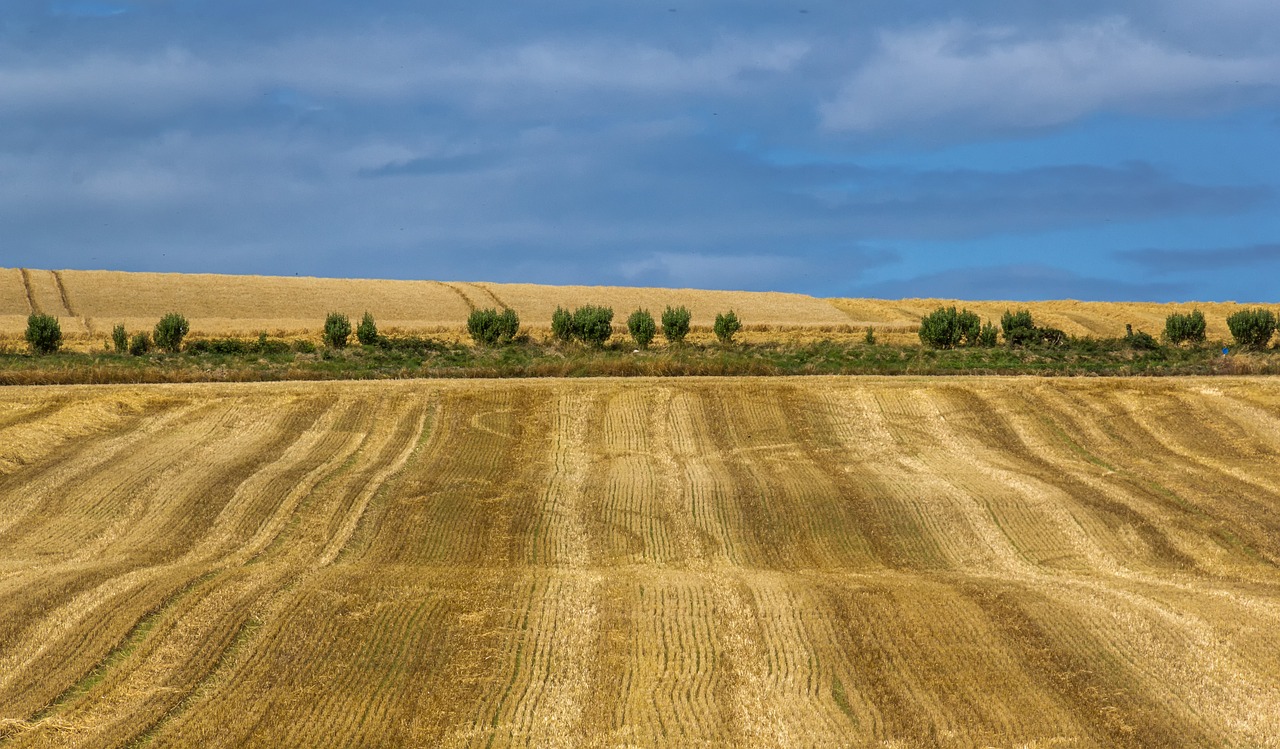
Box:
438 281 478 312
51 271 91 333
18 269 37 314
466 283 509 311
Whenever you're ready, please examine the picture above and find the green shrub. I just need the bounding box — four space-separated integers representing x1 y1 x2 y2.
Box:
864 326 876 345
1123 324 1159 351
551 306 574 342
129 331 152 356
1001 309 1037 346
1164 310 1206 344
187 338 249 355
957 309 981 345
572 305 614 345
357 311 379 346
112 324 128 354
627 309 657 348
1226 308 1277 350
24 313 62 354
978 321 999 347
292 339 317 354
918 306 964 348
1038 327 1068 347
713 310 742 344
153 312 190 353
468 307 520 346
661 305 692 344
323 312 352 348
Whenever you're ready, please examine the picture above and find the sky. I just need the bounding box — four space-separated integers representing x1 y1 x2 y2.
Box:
2 0 1279 301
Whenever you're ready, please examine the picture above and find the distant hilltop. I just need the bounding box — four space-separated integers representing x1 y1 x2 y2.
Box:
0 267 1260 341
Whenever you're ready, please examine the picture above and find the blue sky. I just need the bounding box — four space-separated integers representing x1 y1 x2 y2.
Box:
2 0 1278 301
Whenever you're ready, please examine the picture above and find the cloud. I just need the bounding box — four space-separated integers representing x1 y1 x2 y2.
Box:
821 18 1280 135
358 153 498 178
811 161 1268 239
1115 244 1280 275
614 247 897 292
0 31 808 120
857 263 1191 302
49 1 129 18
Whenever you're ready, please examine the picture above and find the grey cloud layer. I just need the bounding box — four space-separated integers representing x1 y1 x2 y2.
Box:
1 1 1276 300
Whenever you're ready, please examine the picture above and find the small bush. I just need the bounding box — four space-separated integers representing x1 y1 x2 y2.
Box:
112 324 128 354
188 338 250 355
1227 308 1277 350
918 306 963 349
662 305 692 344
1038 327 1068 347
1001 309 1037 346
25 313 62 355
323 312 352 348
864 326 876 345
292 339 318 354
957 309 981 345
1164 310 1206 344
1124 327 1160 351
256 334 289 355
628 309 657 348
551 306 574 342
468 307 520 346
357 311 379 346
154 312 190 353
713 310 742 344
978 321 999 347
129 331 152 356
572 305 614 345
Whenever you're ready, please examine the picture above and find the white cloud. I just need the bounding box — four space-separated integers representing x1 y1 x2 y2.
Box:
820 18 1280 134
0 31 808 118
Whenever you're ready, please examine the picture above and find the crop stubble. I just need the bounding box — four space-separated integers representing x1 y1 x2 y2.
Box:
2 377 1280 747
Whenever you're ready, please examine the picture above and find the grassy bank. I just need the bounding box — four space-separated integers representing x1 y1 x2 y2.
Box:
2 335 1277 385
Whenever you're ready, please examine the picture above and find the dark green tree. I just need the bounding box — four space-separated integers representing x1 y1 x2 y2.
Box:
1226 308 1277 350
24 313 62 354
551 306 574 342
627 309 657 348
571 305 613 345
713 310 742 344
154 313 190 353
323 312 352 348
468 307 521 346
111 324 128 354
357 311 379 346
1001 309 1038 346
1164 310 1206 344
661 305 692 344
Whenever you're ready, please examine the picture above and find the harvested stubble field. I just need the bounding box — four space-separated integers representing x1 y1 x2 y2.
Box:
2 376 1280 747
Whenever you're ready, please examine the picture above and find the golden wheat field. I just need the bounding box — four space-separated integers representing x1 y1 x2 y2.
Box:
0 268 851 344
6 267 1267 349
2 376 1280 747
